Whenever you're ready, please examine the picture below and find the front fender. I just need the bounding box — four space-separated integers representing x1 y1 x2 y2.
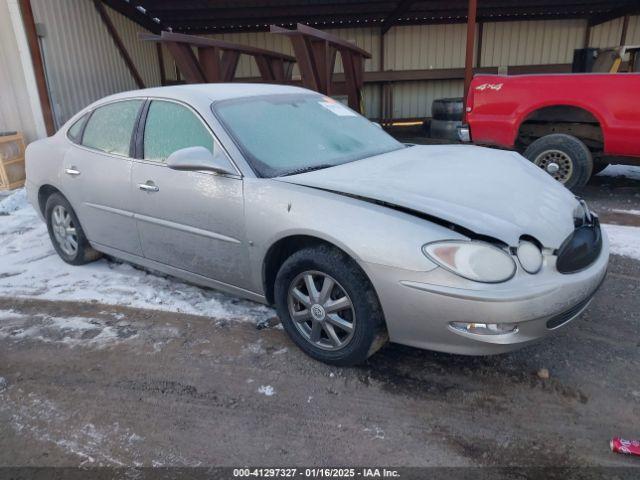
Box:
243 178 466 294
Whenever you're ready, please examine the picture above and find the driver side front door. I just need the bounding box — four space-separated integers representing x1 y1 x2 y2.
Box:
131 99 251 290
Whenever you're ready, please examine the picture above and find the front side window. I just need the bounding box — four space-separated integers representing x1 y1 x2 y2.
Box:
143 100 214 162
82 100 143 156
212 94 403 177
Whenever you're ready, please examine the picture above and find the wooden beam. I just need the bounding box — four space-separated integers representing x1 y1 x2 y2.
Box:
584 20 591 48
198 46 221 82
463 0 478 121
588 3 640 26
165 41 205 83
18 0 55 135
382 0 417 34
94 0 145 88
620 15 630 46
220 50 240 82
156 43 166 86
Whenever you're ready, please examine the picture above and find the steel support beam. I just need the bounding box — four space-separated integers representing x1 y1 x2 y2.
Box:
463 0 478 122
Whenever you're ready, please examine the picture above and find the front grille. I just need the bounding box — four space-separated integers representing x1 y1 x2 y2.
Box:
546 295 594 330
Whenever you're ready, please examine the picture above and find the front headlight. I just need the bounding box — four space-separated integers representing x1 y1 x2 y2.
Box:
422 240 516 283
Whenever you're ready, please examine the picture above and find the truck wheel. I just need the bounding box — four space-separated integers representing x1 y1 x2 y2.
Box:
524 134 593 191
431 98 463 121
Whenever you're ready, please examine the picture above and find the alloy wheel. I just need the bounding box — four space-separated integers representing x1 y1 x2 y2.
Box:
51 205 78 257
533 149 574 183
287 270 356 351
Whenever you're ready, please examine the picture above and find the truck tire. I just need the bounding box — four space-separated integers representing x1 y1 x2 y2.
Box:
430 119 462 141
432 98 463 121
523 134 593 191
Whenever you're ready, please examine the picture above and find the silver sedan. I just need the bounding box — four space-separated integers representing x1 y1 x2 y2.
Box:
25 84 608 366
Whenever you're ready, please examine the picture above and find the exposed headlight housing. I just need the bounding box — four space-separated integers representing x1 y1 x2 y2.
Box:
422 240 516 283
517 241 543 274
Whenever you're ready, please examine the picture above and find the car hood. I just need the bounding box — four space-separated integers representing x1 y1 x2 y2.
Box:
277 144 579 248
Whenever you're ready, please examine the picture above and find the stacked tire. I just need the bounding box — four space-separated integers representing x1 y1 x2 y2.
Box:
429 98 464 141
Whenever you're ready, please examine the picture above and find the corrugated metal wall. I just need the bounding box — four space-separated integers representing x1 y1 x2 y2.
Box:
8 4 639 131
30 0 160 127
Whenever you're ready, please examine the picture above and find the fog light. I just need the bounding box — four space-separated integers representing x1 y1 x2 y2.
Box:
517 241 543 274
450 322 518 335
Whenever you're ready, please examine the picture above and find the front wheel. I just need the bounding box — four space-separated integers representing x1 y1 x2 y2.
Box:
274 245 387 366
524 133 593 191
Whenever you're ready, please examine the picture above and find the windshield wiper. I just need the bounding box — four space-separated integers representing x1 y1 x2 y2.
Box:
280 164 334 177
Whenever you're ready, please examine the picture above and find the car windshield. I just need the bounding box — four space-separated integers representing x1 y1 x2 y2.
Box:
212 94 404 177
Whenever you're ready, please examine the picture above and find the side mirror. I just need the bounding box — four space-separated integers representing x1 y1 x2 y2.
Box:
166 146 235 175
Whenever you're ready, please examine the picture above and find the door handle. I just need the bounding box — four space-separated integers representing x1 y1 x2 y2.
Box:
65 167 81 176
138 182 159 192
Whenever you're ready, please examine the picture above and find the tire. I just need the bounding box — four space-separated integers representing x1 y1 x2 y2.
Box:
523 134 593 191
274 245 387 366
431 97 463 121
591 161 610 177
45 192 102 265
429 119 462 141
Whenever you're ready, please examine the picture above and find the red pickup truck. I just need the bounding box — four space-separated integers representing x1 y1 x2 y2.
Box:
462 73 640 190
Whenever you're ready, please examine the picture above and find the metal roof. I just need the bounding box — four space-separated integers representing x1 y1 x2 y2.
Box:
104 0 640 34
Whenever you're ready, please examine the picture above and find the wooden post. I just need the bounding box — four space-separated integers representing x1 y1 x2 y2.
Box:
620 15 630 46
463 0 478 122
584 21 591 48
18 0 55 135
156 43 166 85
94 0 145 88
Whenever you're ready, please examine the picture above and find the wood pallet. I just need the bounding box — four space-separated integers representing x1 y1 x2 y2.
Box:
0 133 26 191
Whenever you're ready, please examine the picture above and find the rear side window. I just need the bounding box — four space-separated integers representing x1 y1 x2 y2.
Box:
143 100 213 162
67 113 88 143
82 100 143 156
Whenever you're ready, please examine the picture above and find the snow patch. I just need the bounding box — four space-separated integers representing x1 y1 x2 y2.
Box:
0 392 142 466
0 189 274 324
0 188 27 214
598 164 640 181
603 224 640 261
258 385 275 396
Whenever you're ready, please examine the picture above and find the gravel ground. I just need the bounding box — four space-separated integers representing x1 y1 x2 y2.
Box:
0 146 639 471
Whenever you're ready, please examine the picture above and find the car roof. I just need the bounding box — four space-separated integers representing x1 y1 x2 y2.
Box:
99 83 313 104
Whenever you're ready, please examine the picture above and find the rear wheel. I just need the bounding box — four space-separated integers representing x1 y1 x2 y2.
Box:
45 193 101 265
524 133 593 191
274 245 387 366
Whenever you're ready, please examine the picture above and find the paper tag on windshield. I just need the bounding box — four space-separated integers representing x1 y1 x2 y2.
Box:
319 101 357 117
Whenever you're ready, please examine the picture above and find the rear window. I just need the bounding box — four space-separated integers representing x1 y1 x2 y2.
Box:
82 100 143 156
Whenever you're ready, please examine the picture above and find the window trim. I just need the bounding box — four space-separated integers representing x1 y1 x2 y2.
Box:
135 96 242 177
69 97 147 160
66 112 90 144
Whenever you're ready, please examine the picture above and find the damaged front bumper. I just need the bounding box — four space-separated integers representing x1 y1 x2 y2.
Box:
363 232 609 355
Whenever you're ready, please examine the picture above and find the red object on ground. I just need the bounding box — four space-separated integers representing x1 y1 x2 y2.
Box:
611 437 640 456
465 74 640 159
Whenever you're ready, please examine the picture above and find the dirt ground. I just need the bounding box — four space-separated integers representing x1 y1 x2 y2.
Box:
0 162 639 471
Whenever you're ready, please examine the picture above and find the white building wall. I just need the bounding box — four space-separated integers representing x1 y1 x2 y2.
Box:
0 0 44 142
